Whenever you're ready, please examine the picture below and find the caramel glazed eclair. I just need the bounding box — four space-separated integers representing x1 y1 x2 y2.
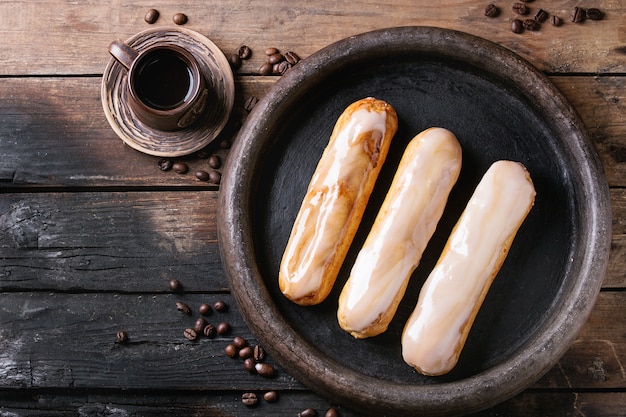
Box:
279 97 398 306
402 160 536 376
337 127 462 338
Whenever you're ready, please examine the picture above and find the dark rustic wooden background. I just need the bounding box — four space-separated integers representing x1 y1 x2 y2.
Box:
1 1 625 416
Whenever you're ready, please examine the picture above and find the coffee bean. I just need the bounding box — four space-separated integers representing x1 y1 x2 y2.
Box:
325 408 338 417
183 328 197 341
238 45 252 60
253 344 266 362
172 162 189 174
258 62 273 75
265 47 279 56
268 53 285 65
239 346 253 359
214 300 228 312
116 330 128 343
194 317 207 333
207 155 221 169
512 3 528 15
198 303 212 315
278 61 292 75
244 96 259 112
511 19 524 33
263 391 278 403
229 53 242 70
144 9 159 24
534 9 548 23
225 343 238 358
219 138 231 149
241 392 258 407
203 324 217 338
195 170 210 181
484 4 499 17
255 362 276 378
243 357 256 373
232 336 248 349
176 301 191 315
523 19 540 31
571 7 585 23
272 62 281 75
208 170 221 184
586 8 604 21
173 12 188 25
285 51 300 65
168 278 182 292
550 15 562 26
217 321 231 335
299 408 318 417
158 158 173 171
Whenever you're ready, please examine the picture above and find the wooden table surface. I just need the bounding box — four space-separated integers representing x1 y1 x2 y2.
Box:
1 1 625 416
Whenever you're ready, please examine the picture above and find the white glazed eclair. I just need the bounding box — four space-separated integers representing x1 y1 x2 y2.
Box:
337 127 462 338
279 97 398 306
401 160 536 376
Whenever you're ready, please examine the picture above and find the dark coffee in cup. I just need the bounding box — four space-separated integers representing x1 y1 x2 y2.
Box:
108 40 208 131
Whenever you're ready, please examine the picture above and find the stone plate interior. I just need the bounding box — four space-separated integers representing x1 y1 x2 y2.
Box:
218 27 611 417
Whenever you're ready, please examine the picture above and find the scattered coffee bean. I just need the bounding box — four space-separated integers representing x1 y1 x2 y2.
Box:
173 12 188 25
272 62 281 75
214 300 228 312
239 346 253 359
219 138 231 149
484 4 499 17
176 301 191 315
244 96 259 112
229 53 242 70
144 8 159 24
208 170 221 184
233 336 248 349
325 409 338 417
550 15 562 26
198 303 212 315
263 391 278 403
265 47 279 56
238 45 252 60
225 343 238 358
183 328 197 341
299 408 318 417
116 330 128 343
243 357 256 373
241 392 258 407
195 170 210 181
253 344 266 362
511 19 524 33
172 161 189 174
268 53 284 65
512 3 528 15
258 62 273 76
217 321 231 335
158 158 173 171
203 323 217 338
278 60 292 75
168 278 182 292
523 18 540 31
534 9 548 23
194 317 207 333
571 7 585 23
586 8 604 21
255 362 276 378
207 155 221 169
285 51 301 65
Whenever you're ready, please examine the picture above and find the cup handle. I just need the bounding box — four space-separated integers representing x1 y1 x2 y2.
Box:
108 40 138 70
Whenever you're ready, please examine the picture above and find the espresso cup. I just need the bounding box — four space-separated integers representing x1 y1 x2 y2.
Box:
109 39 209 131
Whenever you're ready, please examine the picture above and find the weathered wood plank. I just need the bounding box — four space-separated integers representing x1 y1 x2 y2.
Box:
0 292 624 392
1 76 625 188
0 1 624 75
0 390 624 417
1 189 624 290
